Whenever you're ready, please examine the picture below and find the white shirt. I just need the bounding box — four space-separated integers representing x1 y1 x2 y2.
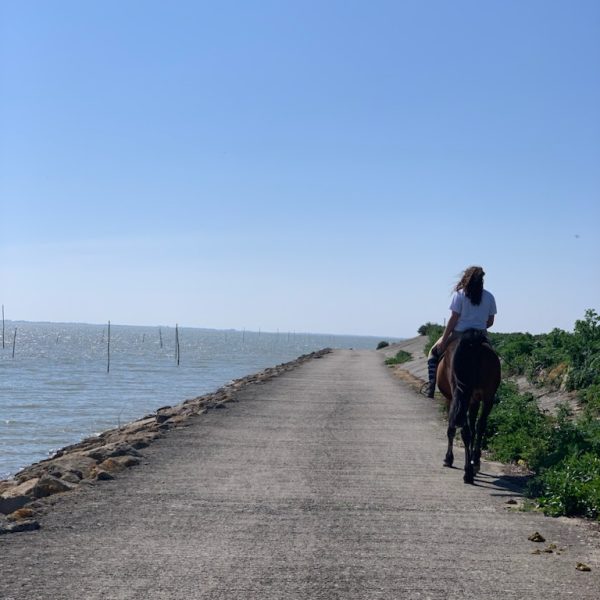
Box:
450 289 497 332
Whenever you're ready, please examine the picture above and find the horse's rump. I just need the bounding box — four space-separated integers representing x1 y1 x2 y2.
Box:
448 330 500 428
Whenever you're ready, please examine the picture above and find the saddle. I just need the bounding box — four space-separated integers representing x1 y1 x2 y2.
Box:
438 330 494 376
460 328 489 345
445 329 492 359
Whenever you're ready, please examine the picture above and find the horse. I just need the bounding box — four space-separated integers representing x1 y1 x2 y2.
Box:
436 330 501 484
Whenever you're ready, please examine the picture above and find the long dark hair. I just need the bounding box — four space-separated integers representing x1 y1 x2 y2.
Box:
455 266 485 305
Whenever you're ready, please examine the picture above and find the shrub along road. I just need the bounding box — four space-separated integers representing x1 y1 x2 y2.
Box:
1 349 599 599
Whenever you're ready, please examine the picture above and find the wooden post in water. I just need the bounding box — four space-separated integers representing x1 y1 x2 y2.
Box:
107 320 111 373
175 323 180 366
11 327 16 358
159 327 163 349
2 304 4 349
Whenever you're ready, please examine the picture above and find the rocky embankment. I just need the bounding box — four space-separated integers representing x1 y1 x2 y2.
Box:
0 348 331 535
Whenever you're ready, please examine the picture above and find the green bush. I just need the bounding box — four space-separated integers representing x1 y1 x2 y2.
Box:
384 350 412 366
566 309 600 390
422 324 444 355
376 341 390 350
533 453 600 519
489 332 536 375
485 382 552 467
418 322 441 336
580 384 600 417
490 309 600 391
482 381 600 520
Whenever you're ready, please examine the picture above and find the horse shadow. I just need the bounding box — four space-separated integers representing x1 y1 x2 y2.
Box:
446 465 531 498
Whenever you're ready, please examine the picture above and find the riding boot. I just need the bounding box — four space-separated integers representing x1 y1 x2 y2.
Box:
426 354 438 398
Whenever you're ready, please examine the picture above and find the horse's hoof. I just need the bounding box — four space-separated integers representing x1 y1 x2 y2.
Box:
463 475 475 484
443 459 453 468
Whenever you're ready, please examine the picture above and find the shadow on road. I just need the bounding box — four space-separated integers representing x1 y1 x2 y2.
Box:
473 470 531 498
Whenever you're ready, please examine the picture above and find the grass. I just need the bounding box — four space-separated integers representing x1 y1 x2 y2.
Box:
384 350 412 366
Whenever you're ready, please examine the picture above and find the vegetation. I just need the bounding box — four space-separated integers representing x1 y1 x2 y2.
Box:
489 309 600 394
385 350 412 366
418 322 441 336
417 322 444 355
418 309 600 520
376 341 390 350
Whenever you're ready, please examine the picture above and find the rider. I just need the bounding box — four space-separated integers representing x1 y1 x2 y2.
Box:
426 266 497 398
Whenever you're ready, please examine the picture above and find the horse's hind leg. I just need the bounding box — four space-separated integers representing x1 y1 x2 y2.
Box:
461 425 474 484
473 404 492 473
468 407 479 473
444 426 455 467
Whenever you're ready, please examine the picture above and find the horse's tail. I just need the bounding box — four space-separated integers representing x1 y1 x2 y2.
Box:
449 330 489 428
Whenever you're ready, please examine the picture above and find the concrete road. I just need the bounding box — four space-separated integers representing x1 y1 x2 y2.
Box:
1 350 599 599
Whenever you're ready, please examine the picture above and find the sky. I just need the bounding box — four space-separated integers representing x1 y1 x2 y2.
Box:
1 1 599 338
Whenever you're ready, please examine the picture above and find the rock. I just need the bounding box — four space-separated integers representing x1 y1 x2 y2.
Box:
126 431 161 449
86 443 141 462
98 458 127 473
0 518 40 535
98 455 140 473
120 417 157 434
33 474 76 498
60 472 83 484
576 563 591 572
0 480 17 495
0 478 40 514
156 406 180 423
8 507 36 521
16 452 97 483
164 414 193 426
528 532 546 542
52 454 98 479
93 470 114 481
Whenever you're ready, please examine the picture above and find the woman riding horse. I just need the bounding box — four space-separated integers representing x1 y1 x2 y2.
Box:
426 266 497 397
426 266 500 483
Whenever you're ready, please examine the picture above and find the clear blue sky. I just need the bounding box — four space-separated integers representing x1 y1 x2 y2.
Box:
1 1 598 337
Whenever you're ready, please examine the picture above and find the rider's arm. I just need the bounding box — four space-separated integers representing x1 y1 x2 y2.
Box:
439 311 460 348
486 314 495 328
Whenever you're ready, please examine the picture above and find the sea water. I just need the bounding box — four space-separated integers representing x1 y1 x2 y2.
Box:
0 321 396 479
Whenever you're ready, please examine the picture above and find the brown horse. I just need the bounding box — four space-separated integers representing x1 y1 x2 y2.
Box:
436 330 501 484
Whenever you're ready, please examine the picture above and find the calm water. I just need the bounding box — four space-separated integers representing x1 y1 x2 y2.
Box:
0 321 396 479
